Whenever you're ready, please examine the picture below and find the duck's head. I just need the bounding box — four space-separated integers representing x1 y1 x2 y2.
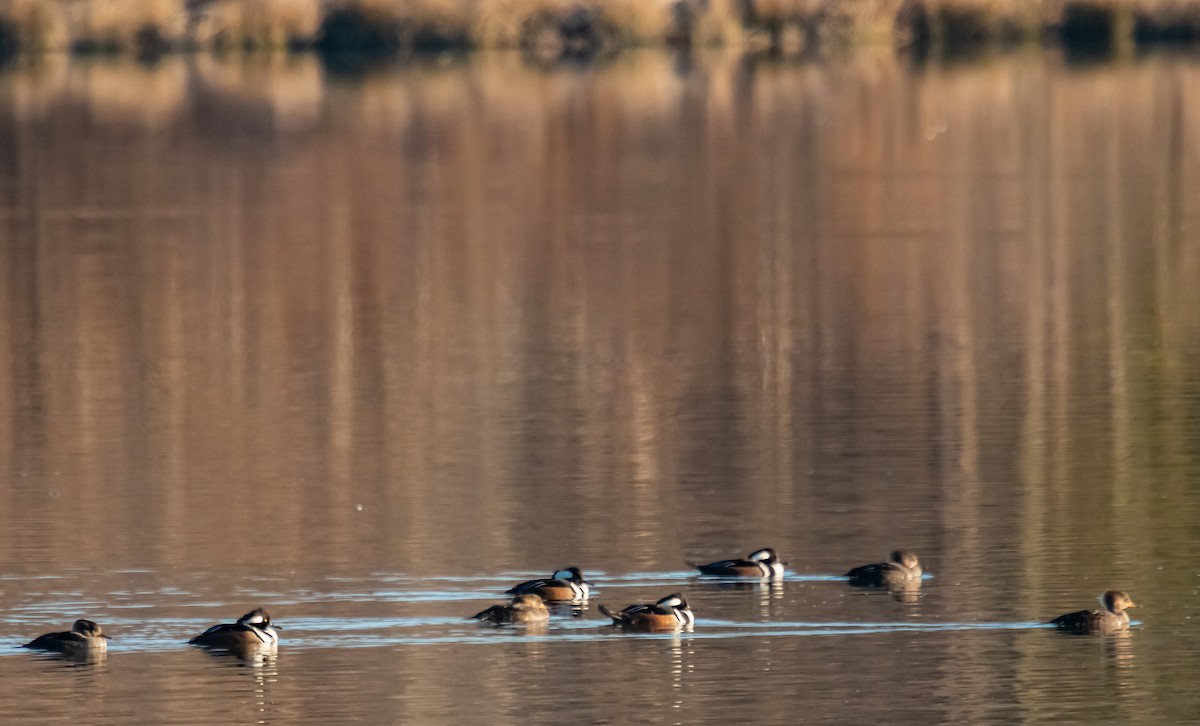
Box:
749 548 780 564
656 593 689 611
553 567 585 582
1101 590 1137 614
72 620 110 639
891 551 920 570
511 594 547 611
237 608 273 627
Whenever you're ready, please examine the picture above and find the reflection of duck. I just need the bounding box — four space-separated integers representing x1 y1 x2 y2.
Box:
599 593 695 631
688 548 785 579
889 580 923 604
189 608 280 648
199 642 281 666
472 594 550 624
23 620 110 655
506 567 591 603
845 551 922 587
1050 591 1138 634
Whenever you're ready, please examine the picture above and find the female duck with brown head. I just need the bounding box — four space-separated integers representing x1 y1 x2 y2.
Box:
1050 591 1138 634
472 594 550 624
845 551 922 588
23 620 111 655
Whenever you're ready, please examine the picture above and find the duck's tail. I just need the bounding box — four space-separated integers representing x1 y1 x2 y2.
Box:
597 604 623 624
471 605 504 622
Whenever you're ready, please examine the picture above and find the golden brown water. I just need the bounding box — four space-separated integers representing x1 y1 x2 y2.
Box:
1 49 1199 723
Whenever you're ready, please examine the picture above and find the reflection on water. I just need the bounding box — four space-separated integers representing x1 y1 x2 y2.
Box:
1 49 1199 723
25 648 109 669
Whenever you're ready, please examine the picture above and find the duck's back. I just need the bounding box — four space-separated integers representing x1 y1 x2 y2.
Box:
190 623 268 646
1050 609 1126 634
472 605 512 623
24 631 89 653
507 578 583 602
846 562 906 587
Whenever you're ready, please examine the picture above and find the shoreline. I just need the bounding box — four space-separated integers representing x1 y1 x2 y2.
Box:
1 1 1199 63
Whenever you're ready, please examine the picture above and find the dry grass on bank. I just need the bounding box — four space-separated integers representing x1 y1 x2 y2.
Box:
193 0 321 50
1 0 1200 60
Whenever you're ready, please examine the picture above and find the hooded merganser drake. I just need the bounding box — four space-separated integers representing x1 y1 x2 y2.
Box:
599 593 695 631
1050 591 1138 634
688 548 786 579
505 567 591 603
23 620 110 654
189 608 280 648
845 551 922 587
471 594 550 624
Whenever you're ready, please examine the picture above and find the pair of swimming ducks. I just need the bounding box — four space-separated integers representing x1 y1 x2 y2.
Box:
469 549 1138 635
20 548 1138 652
22 608 280 656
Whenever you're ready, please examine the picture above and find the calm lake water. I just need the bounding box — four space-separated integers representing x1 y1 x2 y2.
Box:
1 48 1199 723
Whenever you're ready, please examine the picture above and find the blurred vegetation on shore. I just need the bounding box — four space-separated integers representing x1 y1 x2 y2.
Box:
0 0 1199 61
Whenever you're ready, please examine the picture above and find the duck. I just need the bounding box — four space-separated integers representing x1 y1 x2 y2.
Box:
599 593 695 631
1050 591 1138 634
845 550 922 587
688 548 786 579
505 567 591 603
471 594 550 624
189 608 280 648
23 619 110 655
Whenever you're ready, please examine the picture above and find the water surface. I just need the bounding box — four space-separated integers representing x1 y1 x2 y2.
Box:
1 49 1199 723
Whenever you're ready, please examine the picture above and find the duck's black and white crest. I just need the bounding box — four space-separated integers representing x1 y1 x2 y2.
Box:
657 593 686 609
237 609 270 626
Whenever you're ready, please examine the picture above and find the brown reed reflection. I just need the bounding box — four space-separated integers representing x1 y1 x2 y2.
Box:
0 51 1196 586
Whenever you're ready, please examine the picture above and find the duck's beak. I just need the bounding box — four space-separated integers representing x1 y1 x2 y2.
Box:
272 624 284 630
1127 602 1138 609
102 634 112 640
